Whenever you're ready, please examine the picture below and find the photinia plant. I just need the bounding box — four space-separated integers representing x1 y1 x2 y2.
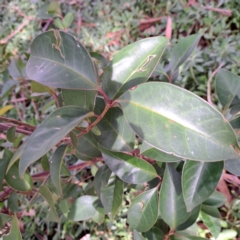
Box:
1 30 240 239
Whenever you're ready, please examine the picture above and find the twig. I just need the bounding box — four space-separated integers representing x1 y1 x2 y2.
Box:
203 6 232 16
0 187 13 201
0 123 33 135
0 116 36 130
207 63 224 106
42 19 53 32
139 16 164 24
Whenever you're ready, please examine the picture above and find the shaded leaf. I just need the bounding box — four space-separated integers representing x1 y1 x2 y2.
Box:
128 187 158 232
8 192 19 213
26 30 98 90
101 36 168 100
3 215 22 240
159 163 190 229
0 80 18 98
133 230 147 240
20 106 93 177
182 161 223 211
224 158 240 176
171 235 207 240
0 149 12 190
50 144 68 195
99 145 157 184
69 131 78 148
90 52 108 68
119 82 239 161
6 126 16 142
68 195 98 221
144 226 165 239
94 165 104 197
39 185 59 222
201 205 221 218
203 191 226 207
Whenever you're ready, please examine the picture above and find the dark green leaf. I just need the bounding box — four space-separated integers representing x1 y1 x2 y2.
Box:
101 36 168 100
201 205 221 218
170 34 201 73
94 165 104 197
0 149 12 190
182 160 223 211
20 106 93 177
224 158 240 176
99 145 158 184
171 236 207 240
63 12 74 28
160 163 190 229
68 195 98 221
50 144 68 195
69 131 78 148
90 52 108 68
100 176 123 220
26 30 98 90
203 191 226 207
119 82 239 161
6 126 16 142
144 226 165 239
216 69 240 108
47 2 61 15
39 185 59 222
0 213 11 229
8 192 19 213
128 187 158 232
3 215 22 240
96 107 135 152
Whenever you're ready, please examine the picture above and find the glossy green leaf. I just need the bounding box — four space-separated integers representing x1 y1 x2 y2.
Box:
0 149 12 190
224 158 240 176
50 144 68 195
6 126 16 142
160 163 190 229
20 106 93 177
68 195 98 221
39 185 59 222
119 82 239 161
100 176 123 220
128 187 158 232
5 161 33 191
3 215 22 240
63 12 74 28
75 131 102 160
62 89 96 111
99 145 158 184
182 160 223 211
101 36 168 100
141 141 182 163
200 211 221 238
203 191 226 207
144 226 165 239
170 34 201 73
216 69 240 108
26 30 98 90
96 107 135 152
176 205 201 231
201 205 221 218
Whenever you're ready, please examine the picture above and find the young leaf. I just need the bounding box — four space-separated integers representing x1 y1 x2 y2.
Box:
96 107 135 152
39 185 59 222
170 34 201 74
50 144 68 195
68 195 98 221
99 145 158 184
6 126 16 142
118 82 239 161
5 161 33 191
200 211 221 239
101 36 168 100
20 106 94 177
203 191 226 207
31 80 54 93
216 69 240 108
182 160 223 211
26 30 98 90
128 187 158 232
3 215 22 240
224 158 240 176
159 163 190 229
100 176 123 220
63 12 74 28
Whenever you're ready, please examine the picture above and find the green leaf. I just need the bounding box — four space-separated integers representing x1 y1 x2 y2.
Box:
201 205 221 218
20 106 93 177
63 12 74 28
5 161 33 191
144 226 165 239
101 36 168 100
216 69 240 108
47 1 61 15
75 131 102 160
118 82 239 161
224 158 240 176
92 210 105 224
200 211 221 238
39 185 59 222
26 30 98 90
182 161 223 211
6 126 16 142
94 165 104 197
0 213 11 229
159 163 190 229
176 205 201 231
8 192 19 213
96 106 135 152
3 215 22 240
101 165 112 186
31 80 54 93
0 80 18 98
62 89 96 111
90 52 108 68
100 176 123 220
128 187 158 232
0 149 12 190
99 145 158 184
171 236 207 240
50 144 68 195
203 191 226 207
68 195 98 221
170 34 201 74
69 131 78 148
133 230 147 240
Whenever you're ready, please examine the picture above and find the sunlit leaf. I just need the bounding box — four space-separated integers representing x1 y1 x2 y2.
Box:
0 105 14 115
